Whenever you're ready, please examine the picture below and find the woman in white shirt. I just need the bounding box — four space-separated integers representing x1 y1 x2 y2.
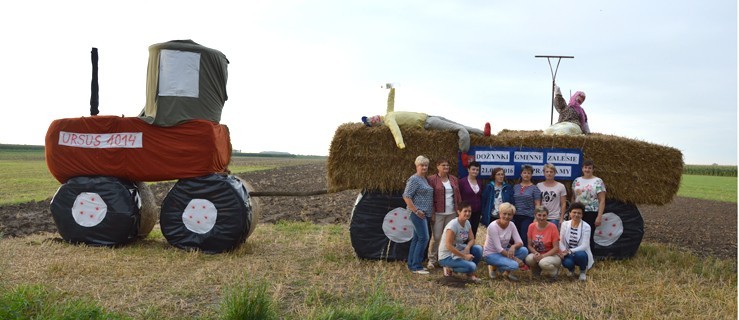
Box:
558 202 594 281
537 163 567 229
426 158 461 270
572 159 606 229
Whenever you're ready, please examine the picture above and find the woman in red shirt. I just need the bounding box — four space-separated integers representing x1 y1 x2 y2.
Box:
525 206 562 280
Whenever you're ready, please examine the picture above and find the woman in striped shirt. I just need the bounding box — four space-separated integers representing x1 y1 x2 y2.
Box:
558 202 594 281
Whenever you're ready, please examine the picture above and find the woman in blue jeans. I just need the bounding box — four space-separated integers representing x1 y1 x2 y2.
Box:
403 155 434 275
558 202 593 281
483 202 529 281
438 201 483 283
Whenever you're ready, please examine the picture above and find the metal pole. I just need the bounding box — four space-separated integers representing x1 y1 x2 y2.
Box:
535 55 574 125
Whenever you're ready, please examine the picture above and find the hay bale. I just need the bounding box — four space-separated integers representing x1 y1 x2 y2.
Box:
328 123 683 205
135 181 158 237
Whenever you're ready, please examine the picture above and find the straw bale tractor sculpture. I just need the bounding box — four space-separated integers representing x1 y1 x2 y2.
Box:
328 89 683 261
45 40 255 253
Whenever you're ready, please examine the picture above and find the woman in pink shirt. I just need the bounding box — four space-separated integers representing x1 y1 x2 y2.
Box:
482 202 529 281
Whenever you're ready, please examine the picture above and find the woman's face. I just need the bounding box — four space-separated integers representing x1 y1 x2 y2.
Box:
457 206 472 222
468 166 480 178
577 94 586 104
535 210 548 223
521 170 532 182
494 170 505 183
570 208 583 222
437 162 450 175
416 163 428 175
544 168 556 181
582 165 594 177
499 209 514 222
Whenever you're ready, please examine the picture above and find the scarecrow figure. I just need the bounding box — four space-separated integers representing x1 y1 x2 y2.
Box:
362 84 484 153
543 84 589 135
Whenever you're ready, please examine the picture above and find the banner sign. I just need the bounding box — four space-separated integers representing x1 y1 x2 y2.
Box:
59 131 143 148
458 146 583 180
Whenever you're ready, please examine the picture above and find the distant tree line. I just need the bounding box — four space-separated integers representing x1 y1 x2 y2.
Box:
0 144 44 151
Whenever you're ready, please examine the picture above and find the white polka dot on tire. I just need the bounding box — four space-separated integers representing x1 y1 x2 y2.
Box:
593 211 623 247
382 207 414 243
71 192 107 227
182 199 217 234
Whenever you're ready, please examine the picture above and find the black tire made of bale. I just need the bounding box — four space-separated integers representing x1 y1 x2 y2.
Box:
350 189 412 261
50 176 141 246
160 174 253 253
591 199 645 259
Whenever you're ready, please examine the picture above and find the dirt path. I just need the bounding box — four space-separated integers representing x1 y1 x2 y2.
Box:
0 163 735 260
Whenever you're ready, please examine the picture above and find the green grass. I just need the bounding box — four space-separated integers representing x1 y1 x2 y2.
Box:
677 175 737 203
0 284 129 320
220 279 278 320
228 165 275 174
0 160 60 205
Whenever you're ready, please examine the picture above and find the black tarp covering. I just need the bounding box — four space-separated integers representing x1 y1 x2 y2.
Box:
592 199 644 259
350 189 411 261
160 174 252 253
50 176 140 246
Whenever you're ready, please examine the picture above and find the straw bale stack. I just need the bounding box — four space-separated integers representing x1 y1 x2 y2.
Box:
135 181 158 237
327 123 683 205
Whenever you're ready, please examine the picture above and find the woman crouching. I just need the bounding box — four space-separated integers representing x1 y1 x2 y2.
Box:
438 201 483 283
483 202 528 281
558 202 594 281
525 206 562 280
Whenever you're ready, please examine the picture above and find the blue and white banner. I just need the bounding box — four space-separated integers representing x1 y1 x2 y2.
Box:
458 146 583 180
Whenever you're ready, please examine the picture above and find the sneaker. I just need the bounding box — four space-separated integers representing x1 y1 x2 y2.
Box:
469 275 482 284
488 265 497 279
579 272 587 281
566 270 575 277
520 265 530 271
443 267 452 277
532 269 541 278
426 262 436 270
412 269 430 275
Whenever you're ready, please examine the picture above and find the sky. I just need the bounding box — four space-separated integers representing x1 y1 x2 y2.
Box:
1 0 736 165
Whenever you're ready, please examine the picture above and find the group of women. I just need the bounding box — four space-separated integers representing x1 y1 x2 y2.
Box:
403 155 605 282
